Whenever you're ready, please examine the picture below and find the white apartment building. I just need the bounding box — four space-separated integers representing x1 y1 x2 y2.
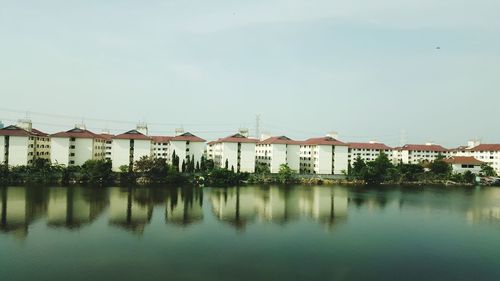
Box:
299 135 349 175
392 144 449 164
169 132 206 171
208 133 258 173
111 130 152 172
100 132 114 161
451 141 500 174
50 126 107 166
151 136 172 160
0 120 50 166
256 136 301 173
348 141 393 166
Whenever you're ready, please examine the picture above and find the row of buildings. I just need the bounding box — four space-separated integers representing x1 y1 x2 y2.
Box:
1 119 499 175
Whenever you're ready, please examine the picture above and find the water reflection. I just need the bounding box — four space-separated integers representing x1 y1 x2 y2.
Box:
2 185 500 238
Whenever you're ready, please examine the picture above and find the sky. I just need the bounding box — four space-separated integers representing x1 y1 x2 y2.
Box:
1 0 499 147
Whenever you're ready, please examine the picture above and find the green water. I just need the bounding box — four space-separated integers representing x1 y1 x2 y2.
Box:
1 185 500 281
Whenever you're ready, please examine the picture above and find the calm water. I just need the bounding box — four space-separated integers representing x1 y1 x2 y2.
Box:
1 185 500 281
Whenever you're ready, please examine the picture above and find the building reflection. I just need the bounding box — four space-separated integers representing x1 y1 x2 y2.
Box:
108 188 153 234
210 186 348 230
0 187 48 239
211 187 258 230
47 187 107 229
165 187 203 226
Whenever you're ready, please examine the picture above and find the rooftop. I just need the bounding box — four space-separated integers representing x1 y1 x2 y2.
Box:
113 130 151 140
443 156 484 165
302 136 347 146
259 136 302 145
51 128 103 139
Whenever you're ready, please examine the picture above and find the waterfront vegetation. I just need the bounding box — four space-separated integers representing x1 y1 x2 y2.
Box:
0 153 496 187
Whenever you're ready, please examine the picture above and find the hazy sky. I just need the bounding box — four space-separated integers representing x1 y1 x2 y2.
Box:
1 0 499 147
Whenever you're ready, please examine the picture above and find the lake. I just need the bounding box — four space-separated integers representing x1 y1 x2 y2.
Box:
1 185 500 281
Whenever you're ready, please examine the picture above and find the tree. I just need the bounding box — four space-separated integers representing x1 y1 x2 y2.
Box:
278 164 296 184
360 152 394 185
429 158 451 178
181 160 186 173
81 159 113 185
350 156 366 179
463 171 476 184
195 161 200 172
399 163 425 182
255 162 270 175
225 159 229 170
231 165 235 173
134 156 169 183
481 163 497 177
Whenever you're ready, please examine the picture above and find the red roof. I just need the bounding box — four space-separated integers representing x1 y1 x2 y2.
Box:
151 136 174 143
348 142 393 150
51 128 104 139
214 133 259 144
171 132 205 142
0 125 48 137
113 130 151 140
399 144 448 152
444 156 484 165
259 136 302 145
468 144 500 152
302 136 347 146
99 133 114 141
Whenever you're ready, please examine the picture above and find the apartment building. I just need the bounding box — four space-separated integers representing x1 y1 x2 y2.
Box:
348 141 393 166
299 135 349 175
209 133 258 173
111 129 152 172
0 120 50 166
451 141 500 174
256 136 301 173
151 136 172 160
169 132 206 171
392 143 448 164
50 126 107 166
98 133 114 161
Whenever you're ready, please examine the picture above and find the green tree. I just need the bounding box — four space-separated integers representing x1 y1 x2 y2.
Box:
255 162 270 175
81 159 113 185
278 164 296 184
225 159 229 170
429 158 451 178
463 171 476 184
361 152 394 185
481 163 497 177
350 156 366 179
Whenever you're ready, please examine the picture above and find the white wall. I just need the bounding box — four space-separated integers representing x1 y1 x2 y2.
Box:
51 137 70 166
451 164 482 174
333 146 349 175
270 144 286 173
240 143 256 173
316 145 333 174
112 139 132 172
287 144 300 173
8 136 29 166
0 136 5 164
73 138 94 166
222 142 238 170
133 140 152 166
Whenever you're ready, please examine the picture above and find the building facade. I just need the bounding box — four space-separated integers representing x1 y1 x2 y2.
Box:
50 126 106 166
348 141 393 166
443 156 484 174
393 144 449 164
111 130 152 172
451 142 500 174
168 132 206 171
256 136 301 173
299 136 349 175
208 133 258 173
0 120 50 166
